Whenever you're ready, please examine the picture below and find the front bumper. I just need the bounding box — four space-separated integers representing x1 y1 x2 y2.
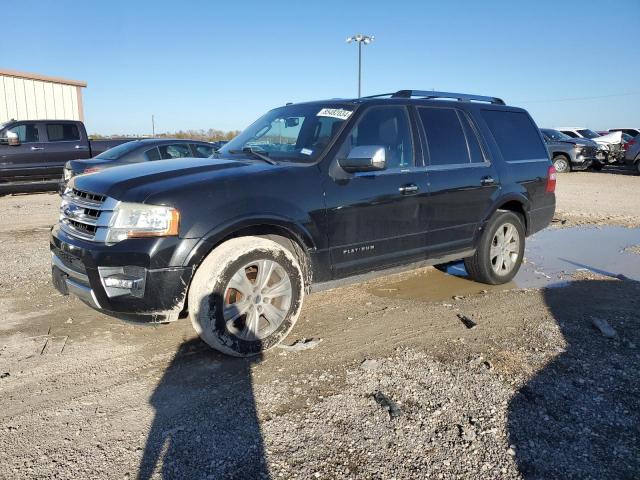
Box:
50 225 197 322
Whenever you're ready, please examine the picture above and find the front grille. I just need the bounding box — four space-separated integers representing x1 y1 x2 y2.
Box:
72 188 106 204
59 187 116 242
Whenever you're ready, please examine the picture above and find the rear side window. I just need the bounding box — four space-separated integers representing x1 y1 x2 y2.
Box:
46 123 80 142
159 143 192 159
192 144 214 157
418 107 469 166
7 124 39 143
481 110 547 161
145 147 161 161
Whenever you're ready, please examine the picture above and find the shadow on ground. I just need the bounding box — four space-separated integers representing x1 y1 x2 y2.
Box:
508 278 640 479
137 338 268 479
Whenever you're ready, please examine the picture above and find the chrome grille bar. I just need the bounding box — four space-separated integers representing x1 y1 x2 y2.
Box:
59 187 118 242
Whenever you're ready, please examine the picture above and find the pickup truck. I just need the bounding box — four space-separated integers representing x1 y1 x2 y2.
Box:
0 119 133 193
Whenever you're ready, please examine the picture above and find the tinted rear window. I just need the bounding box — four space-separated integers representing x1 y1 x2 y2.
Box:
95 141 141 160
481 110 547 161
418 107 469 166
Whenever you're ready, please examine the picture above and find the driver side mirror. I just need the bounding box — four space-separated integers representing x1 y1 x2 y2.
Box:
338 145 386 173
6 131 20 146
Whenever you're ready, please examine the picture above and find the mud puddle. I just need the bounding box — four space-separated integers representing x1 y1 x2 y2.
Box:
370 226 640 301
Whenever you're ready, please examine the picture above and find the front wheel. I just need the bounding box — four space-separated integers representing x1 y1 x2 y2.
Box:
552 155 570 173
188 236 305 356
465 211 525 285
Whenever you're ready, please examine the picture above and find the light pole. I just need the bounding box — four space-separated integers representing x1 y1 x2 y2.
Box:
346 33 374 98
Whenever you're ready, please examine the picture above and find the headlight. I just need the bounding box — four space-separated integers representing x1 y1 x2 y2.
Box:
63 168 72 181
106 202 180 243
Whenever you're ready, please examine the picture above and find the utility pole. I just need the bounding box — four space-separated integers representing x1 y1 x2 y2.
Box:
151 114 155 137
346 34 374 98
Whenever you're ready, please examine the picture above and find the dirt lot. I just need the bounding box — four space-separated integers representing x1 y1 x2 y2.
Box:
1 171 639 479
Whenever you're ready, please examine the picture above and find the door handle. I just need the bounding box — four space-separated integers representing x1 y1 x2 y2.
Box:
30 146 44 151
74 145 88 150
399 184 419 194
480 176 495 186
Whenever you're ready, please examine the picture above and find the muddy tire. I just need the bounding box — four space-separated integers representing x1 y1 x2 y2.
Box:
465 211 525 285
188 236 305 357
552 155 570 173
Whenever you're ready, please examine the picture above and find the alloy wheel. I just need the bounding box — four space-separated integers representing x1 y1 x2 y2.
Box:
223 259 292 341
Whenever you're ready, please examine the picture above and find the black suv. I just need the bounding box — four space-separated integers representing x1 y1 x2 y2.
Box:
50 90 556 356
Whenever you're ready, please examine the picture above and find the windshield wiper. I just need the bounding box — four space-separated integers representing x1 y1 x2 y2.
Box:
229 147 277 165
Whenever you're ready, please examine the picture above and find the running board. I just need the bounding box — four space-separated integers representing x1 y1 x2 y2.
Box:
309 249 475 294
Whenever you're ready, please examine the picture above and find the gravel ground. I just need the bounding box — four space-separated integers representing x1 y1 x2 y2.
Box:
554 168 640 227
1 173 639 479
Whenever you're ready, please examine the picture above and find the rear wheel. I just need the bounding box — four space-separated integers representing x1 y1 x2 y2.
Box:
188 236 305 356
552 155 570 173
465 211 525 285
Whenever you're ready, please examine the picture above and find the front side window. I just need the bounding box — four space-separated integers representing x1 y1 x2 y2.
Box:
343 106 413 169
219 103 354 163
145 147 161 161
419 108 469 166
159 144 192 159
46 123 80 142
8 124 39 143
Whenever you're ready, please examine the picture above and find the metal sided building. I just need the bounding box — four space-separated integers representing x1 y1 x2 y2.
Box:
0 69 87 124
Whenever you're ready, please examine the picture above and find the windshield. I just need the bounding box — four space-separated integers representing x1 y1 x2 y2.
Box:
219 103 355 163
542 129 572 141
577 129 600 139
95 141 141 160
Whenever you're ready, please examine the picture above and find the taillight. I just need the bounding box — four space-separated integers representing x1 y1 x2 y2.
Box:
546 166 557 193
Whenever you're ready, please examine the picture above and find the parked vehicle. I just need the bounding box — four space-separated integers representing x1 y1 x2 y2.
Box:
210 140 228 151
557 127 624 166
608 128 640 137
623 134 640 174
540 128 603 173
61 138 217 189
0 119 132 193
50 89 556 356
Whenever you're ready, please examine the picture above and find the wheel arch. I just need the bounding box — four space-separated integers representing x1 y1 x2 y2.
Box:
184 216 315 283
482 194 531 237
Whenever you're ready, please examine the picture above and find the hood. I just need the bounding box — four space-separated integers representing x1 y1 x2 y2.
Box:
71 156 274 202
564 138 598 147
593 131 623 145
547 137 597 148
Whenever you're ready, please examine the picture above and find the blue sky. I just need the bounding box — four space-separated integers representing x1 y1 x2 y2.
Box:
2 0 639 135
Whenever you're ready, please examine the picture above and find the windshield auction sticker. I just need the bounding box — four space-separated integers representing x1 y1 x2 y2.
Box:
316 108 353 120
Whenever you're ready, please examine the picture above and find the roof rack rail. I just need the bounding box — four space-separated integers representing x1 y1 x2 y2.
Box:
362 90 505 105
